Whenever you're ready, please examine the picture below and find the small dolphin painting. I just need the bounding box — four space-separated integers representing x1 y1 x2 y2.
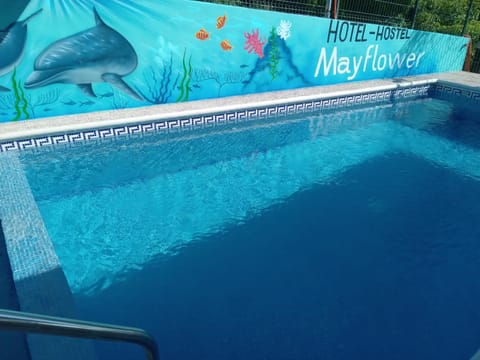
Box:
25 8 142 101
0 8 42 92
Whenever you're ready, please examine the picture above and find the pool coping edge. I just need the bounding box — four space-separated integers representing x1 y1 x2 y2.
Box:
1 71 478 147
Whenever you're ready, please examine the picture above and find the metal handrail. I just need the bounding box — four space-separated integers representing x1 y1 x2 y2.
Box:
0 308 158 360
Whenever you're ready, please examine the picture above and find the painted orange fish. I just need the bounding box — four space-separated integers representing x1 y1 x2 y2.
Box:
216 14 227 29
220 39 233 51
195 28 210 40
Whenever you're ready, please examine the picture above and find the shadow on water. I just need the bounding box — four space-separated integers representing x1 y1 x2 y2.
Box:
12 266 97 360
0 224 96 359
75 153 480 360
0 220 31 360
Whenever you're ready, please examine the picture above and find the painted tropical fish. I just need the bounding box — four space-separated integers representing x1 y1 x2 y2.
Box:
216 14 227 29
195 28 210 40
24 8 142 101
220 39 233 51
0 8 42 92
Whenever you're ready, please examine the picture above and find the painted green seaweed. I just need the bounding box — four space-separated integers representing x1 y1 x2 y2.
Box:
9 68 30 121
19 84 30 119
176 48 193 103
0 88 59 120
11 68 22 121
268 28 280 80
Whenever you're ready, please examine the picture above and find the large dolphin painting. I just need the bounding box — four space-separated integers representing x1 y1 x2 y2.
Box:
0 9 42 92
25 8 142 101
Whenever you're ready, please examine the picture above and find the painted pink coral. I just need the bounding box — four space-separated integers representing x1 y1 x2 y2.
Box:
244 29 266 58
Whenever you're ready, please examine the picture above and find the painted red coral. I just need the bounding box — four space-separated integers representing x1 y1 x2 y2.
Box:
244 29 266 58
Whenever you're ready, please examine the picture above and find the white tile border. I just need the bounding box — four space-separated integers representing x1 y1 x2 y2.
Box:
0 85 430 152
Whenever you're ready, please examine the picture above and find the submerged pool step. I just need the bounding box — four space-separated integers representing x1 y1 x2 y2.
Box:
0 152 97 360
36 118 480 295
472 348 480 360
472 349 480 360
22 102 395 203
37 121 394 294
390 122 480 181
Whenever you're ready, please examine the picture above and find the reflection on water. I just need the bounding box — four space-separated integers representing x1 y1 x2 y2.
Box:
75 153 480 360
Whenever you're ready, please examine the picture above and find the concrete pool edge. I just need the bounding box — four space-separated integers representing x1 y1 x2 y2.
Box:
0 152 97 360
0 71 478 151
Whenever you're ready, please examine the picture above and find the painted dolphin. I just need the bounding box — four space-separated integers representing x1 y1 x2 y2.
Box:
25 8 142 101
0 9 43 92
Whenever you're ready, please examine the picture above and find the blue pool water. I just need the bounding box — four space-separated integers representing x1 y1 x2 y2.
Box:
0 222 30 360
20 98 480 359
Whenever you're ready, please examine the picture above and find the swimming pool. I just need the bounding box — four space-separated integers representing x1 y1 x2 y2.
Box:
1 75 480 360
11 86 480 360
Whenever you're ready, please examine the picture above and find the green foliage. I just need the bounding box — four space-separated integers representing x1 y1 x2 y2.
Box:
341 0 412 24
415 0 480 41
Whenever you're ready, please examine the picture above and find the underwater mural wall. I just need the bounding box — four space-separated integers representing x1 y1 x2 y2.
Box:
0 0 469 123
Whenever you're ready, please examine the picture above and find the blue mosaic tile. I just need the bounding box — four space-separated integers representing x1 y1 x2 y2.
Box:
0 152 61 281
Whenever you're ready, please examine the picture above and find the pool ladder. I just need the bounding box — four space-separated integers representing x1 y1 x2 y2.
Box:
0 308 158 360
3 307 478 360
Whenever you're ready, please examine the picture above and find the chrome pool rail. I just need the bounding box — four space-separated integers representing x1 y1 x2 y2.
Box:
0 308 159 360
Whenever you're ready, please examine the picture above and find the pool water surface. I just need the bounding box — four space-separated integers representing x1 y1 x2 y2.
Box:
19 97 480 359
76 153 480 360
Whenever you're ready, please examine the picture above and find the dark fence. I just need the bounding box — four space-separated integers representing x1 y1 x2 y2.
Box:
472 44 480 72
336 0 415 27
195 0 328 16
196 0 417 26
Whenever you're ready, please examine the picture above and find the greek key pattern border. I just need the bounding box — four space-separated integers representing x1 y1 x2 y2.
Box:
433 83 480 101
0 85 431 153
